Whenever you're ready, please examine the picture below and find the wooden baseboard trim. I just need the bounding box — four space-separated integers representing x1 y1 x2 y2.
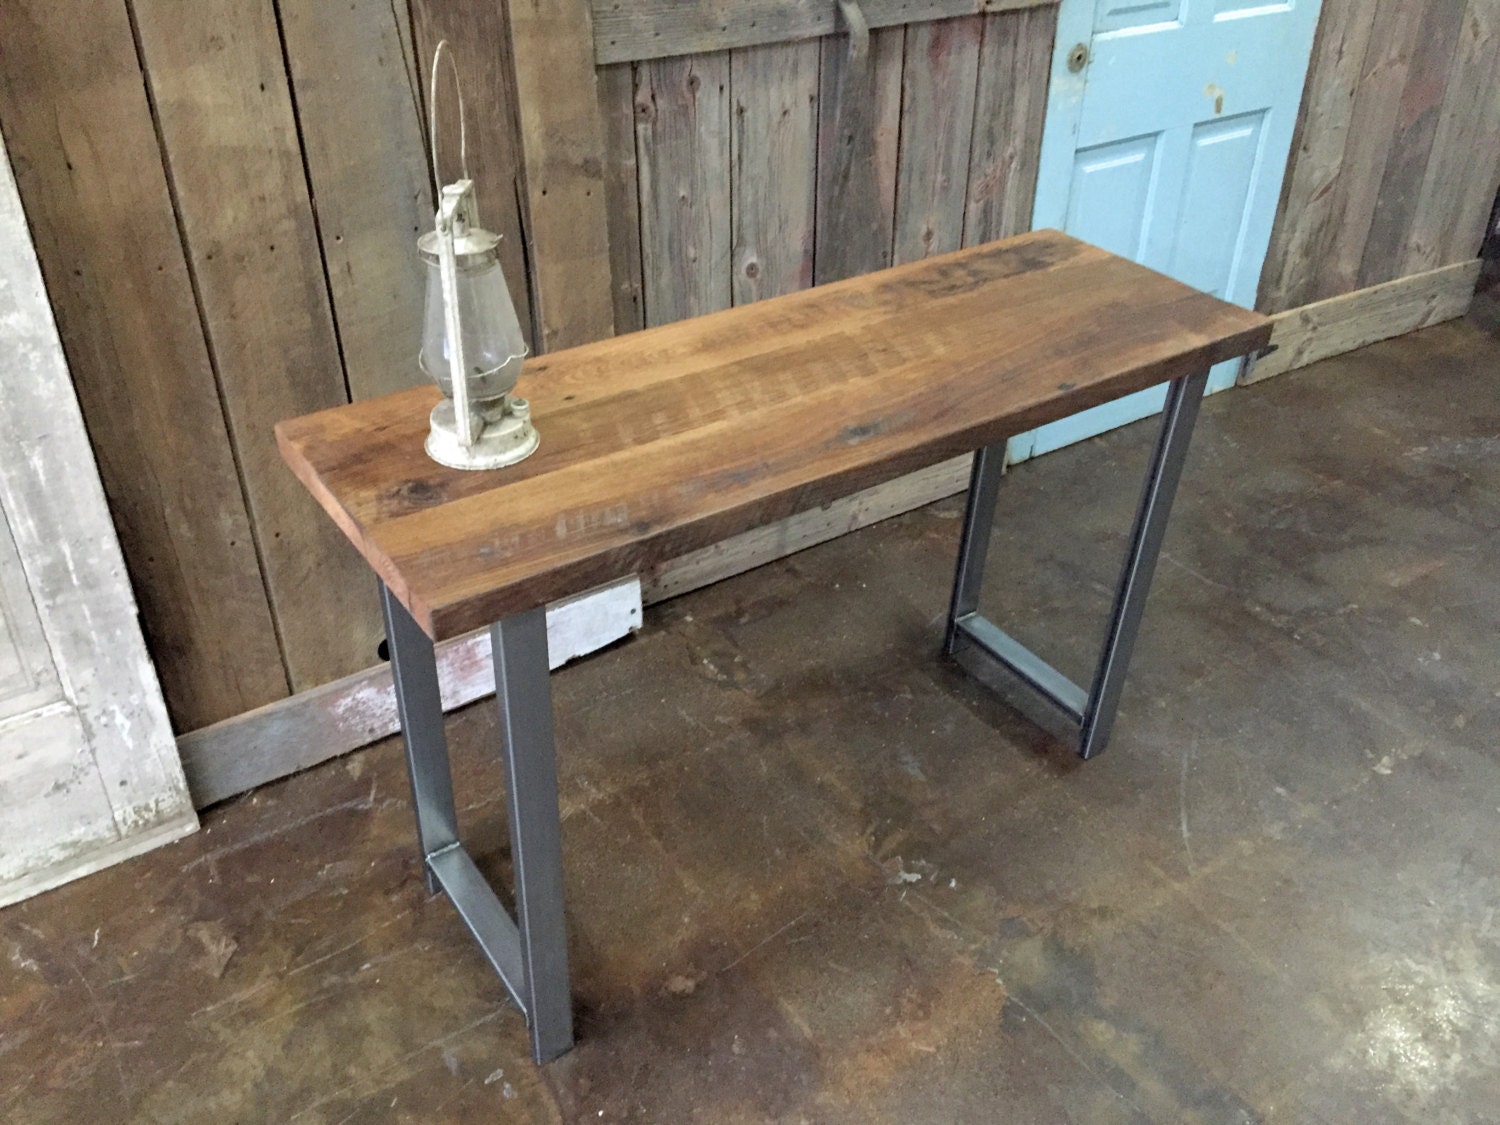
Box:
178 455 973 808
1240 260 1482 387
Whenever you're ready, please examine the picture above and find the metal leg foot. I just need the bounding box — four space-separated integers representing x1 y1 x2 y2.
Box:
381 583 574 1063
943 371 1211 758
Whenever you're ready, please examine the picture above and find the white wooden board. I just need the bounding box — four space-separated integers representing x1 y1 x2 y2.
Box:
0 141 196 908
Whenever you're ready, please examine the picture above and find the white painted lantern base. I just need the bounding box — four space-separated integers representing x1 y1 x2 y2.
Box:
426 394 539 471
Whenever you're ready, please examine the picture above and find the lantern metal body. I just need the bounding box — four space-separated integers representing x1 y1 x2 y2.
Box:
420 179 538 471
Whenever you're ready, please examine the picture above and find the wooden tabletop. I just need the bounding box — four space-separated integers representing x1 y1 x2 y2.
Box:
278 230 1270 641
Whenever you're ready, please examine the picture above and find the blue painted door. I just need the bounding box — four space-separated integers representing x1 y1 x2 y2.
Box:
1012 0 1321 462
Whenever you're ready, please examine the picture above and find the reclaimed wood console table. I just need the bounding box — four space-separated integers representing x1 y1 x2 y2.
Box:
277 230 1270 1063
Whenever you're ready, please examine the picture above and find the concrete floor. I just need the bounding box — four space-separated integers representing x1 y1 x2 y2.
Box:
4 297 1499 1124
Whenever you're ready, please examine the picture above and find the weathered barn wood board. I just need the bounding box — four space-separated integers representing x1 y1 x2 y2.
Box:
964 5 1054 246
409 0 536 348
1315 0 1427 301
130 0 380 693
814 26 906 283
893 17 984 263
0 0 287 730
278 0 432 401
593 0 1054 64
598 64 647 334
1357 0 1467 290
0 145 196 905
1258 0 1378 311
178 456 972 806
731 40 820 303
1404 0 1500 273
278 232 1268 639
636 52 733 324
1239 260 1481 386
510 0 617 350
1260 0 1500 311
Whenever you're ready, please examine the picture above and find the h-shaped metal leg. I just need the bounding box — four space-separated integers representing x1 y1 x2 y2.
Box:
944 371 1210 759
381 583 574 1063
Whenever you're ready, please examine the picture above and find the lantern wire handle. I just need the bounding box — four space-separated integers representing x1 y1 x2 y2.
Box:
428 40 470 193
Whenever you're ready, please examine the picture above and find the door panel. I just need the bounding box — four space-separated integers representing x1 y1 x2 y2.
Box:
1096 0 1184 34
1020 0 1321 462
1170 111 1267 297
1067 134 1164 261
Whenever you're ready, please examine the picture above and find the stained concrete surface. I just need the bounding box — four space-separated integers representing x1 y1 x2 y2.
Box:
3 297 1499 1124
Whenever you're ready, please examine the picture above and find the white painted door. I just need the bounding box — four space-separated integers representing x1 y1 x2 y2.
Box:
1013 0 1321 461
0 144 196 907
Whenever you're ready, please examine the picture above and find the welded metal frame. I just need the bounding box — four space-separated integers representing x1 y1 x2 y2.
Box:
380 583 573 1063
944 371 1210 759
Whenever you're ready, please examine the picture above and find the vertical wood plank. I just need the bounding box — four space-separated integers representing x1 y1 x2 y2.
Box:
0 0 287 730
1358 0 1468 288
409 0 536 350
636 52 732 326
963 4 1055 246
892 16 983 264
1405 0 1500 272
1313 0 1428 300
131 0 379 692
731 40 819 304
509 0 616 350
598 63 646 334
278 0 432 400
814 26 905 284
1257 0 1377 312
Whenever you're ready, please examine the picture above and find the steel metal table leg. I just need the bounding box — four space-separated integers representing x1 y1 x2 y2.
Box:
943 370 1211 758
492 608 573 1063
380 583 574 1063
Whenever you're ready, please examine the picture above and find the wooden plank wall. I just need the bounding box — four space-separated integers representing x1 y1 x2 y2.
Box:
5 0 1495 739
0 0 1056 733
0 0 511 731
611 5 1058 329
1260 0 1500 312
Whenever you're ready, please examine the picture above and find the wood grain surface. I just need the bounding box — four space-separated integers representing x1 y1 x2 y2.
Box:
1258 0 1500 311
814 25 906 283
636 52 733 324
598 63 647 334
278 0 433 400
730 39 820 303
132 0 378 693
963 5 1055 247
893 17 983 263
0 0 288 729
280 231 1269 640
510 0 617 351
